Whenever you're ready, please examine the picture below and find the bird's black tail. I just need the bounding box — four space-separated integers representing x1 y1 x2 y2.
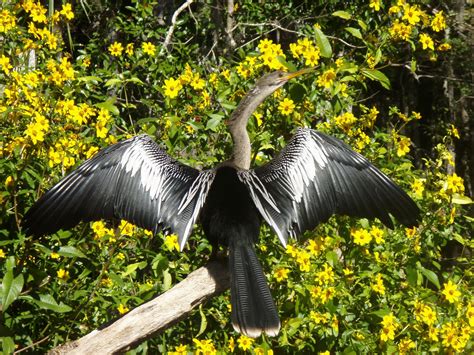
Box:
229 238 280 337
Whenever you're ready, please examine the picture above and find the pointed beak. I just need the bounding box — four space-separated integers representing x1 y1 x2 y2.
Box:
280 67 314 82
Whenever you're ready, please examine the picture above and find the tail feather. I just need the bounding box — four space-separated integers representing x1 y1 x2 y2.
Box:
229 241 280 337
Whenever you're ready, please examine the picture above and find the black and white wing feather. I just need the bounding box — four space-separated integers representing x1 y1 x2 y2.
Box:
24 135 215 249
239 128 419 246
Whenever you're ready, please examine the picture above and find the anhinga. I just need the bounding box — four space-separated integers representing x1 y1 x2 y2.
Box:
24 69 420 338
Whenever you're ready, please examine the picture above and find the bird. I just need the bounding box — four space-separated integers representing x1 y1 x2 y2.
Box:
23 69 420 338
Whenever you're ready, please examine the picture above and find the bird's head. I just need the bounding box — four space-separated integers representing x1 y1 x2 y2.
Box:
253 68 313 97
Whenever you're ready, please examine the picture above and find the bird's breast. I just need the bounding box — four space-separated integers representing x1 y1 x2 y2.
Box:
200 166 261 246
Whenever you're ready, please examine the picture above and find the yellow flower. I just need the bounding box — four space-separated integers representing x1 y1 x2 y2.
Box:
237 335 254 351
296 250 311 272
278 98 296 115
316 263 335 285
310 311 329 324
5 175 14 189
396 136 411 157
445 173 465 195
411 178 425 199
60 3 74 20
380 313 400 342
0 9 16 33
369 0 381 12
371 274 386 295
389 20 413 41
193 338 216 354
190 73 205 90
420 305 437 326
274 267 289 282
441 280 461 303
334 112 357 132
0 54 13 74
438 43 451 51
286 244 298 258
50 252 60 259
419 33 434 50
398 338 416 354
125 43 134 56
370 226 385 244
162 77 183 99
57 268 69 280
428 326 439 342
29 2 48 23
117 303 129 314
0 248 6 258
142 41 156 56
116 252 125 260
108 42 124 57
405 226 417 239
303 47 321 66
316 68 336 88
119 220 135 236
168 344 187 355
403 4 422 25
431 11 446 32
258 38 274 53
441 321 469 352
466 302 474 327
351 228 372 246
306 238 325 256
227 337 235 352
91 221 114 239
164 234 180 252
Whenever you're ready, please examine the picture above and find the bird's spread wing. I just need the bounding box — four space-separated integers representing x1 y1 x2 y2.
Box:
239 128 420 246
24 135 215 249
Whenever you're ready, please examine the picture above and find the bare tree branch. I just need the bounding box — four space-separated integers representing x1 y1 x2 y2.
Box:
48 260 230 355
161 0 195 54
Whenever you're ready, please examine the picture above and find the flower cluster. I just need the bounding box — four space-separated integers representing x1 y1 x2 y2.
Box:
388 2 450 53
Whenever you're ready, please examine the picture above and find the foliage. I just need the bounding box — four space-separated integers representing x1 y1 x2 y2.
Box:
0 0 472 354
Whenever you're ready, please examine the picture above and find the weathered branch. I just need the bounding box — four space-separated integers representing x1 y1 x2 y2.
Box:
161 0 194 54
49 260 230 355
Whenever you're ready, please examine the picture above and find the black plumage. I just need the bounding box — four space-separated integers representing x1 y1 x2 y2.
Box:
23 70 420 338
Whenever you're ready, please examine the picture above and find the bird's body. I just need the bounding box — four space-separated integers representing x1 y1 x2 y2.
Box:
200 165 280 336
23 70 420 337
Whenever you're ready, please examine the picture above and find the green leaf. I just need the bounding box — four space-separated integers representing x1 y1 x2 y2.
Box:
162 269 172 291
104 78 122 87
451 194 473 205
58 245 86 258
289 83 307 102
357 19 368 31
1 271 24 311
406 265 418 287
345 27 363 40
361 69 391 89
206 114 223 131
196 305 207 337
417 263 440 289
332 10 351 20
122 261 147 277
1 337 15 354
314 28 332 58
77 75 103 83
33 294 72 313
95 97 120 115
370 309 391 318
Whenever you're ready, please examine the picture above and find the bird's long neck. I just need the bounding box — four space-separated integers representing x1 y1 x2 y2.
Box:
227 88 266 170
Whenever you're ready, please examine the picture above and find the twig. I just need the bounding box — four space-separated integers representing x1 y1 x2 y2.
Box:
14 336 50 354
161 0 195 54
